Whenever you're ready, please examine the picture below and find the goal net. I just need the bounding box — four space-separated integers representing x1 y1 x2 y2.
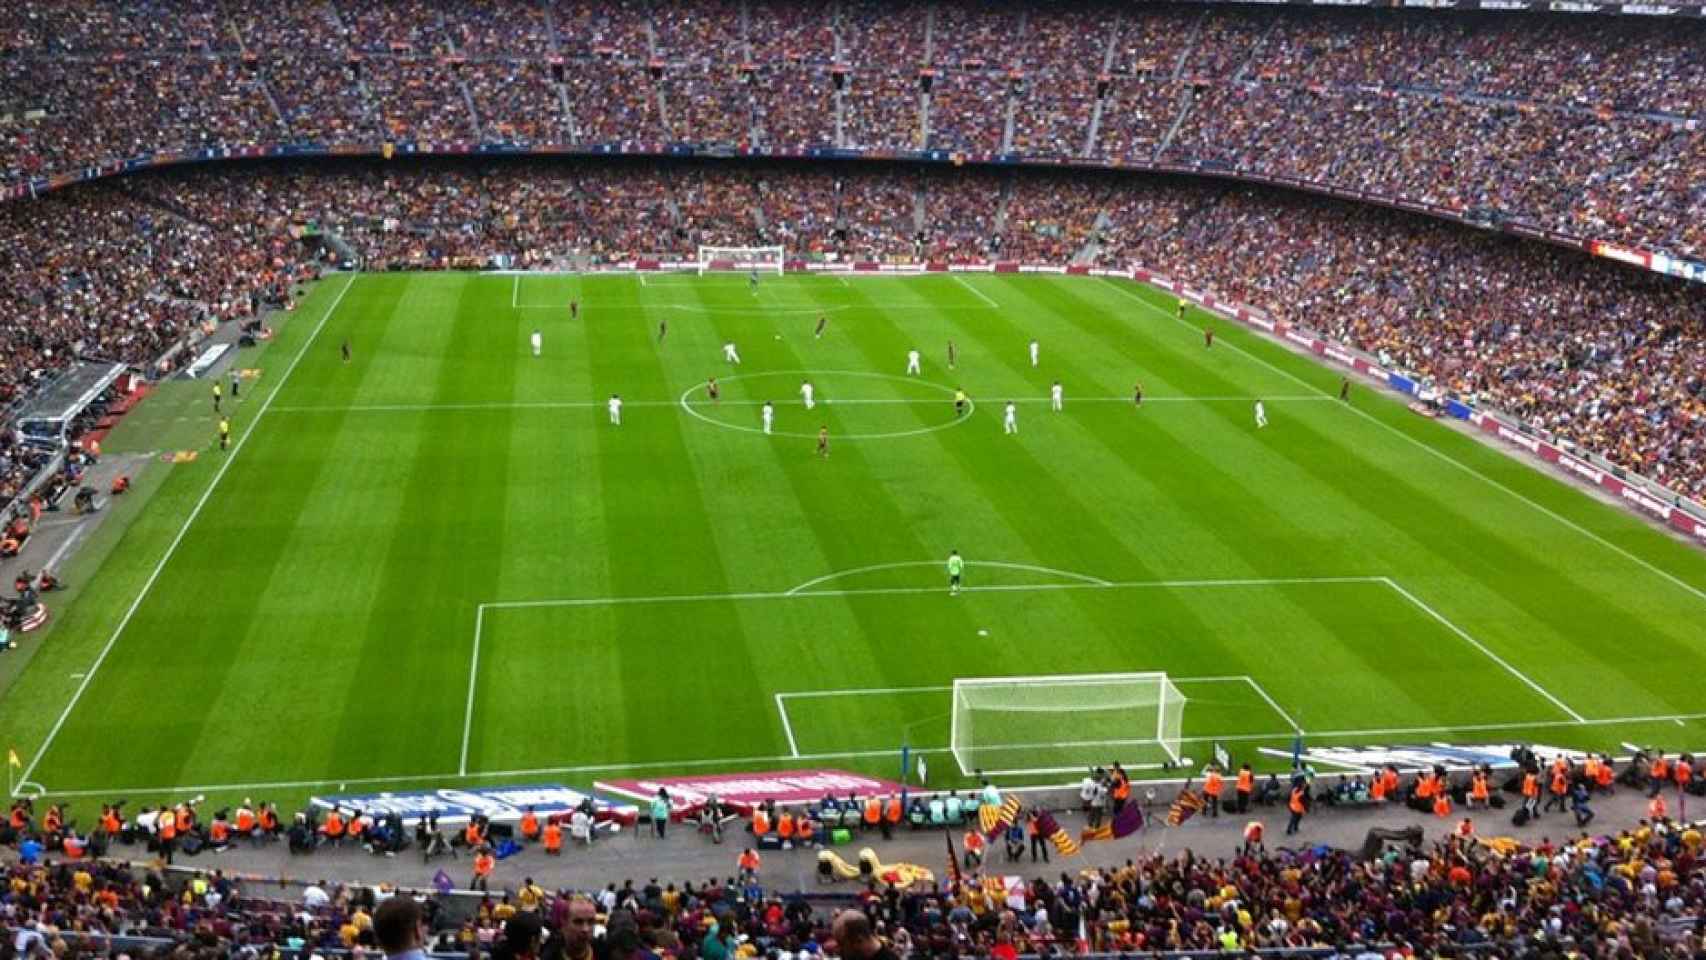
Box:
697 245 785 276
949 672 1187 777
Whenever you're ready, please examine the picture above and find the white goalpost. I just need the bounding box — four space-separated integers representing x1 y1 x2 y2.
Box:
697 244 786 276
949 672 1188 777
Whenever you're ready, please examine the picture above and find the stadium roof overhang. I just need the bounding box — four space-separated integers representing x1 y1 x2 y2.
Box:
18 361 126 442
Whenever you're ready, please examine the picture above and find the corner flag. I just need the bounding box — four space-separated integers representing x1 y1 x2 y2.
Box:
6 748 19 768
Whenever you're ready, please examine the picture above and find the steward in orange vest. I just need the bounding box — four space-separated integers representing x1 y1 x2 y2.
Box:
1202 768 1224 818
882 795 902 840
1469 771 1490 807
737 847 761 877
322 809 346 844
1285 785 1307 836
471 848 495 891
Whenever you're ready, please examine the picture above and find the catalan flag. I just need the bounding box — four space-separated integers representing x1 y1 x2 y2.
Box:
1167 788 1204 827
1080 801 1143 843
1034 810 1080 857
978 795 1022 838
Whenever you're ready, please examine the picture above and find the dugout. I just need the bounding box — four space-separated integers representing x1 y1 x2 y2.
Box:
17 361 126 446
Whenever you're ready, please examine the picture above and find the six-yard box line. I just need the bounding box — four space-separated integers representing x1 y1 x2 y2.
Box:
459 569 1585 776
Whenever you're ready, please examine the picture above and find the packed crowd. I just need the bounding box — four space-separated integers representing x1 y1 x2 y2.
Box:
2 2 1703 264
5 751 1706 956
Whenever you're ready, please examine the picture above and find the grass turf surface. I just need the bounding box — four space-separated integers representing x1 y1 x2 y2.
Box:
5 270 1706 807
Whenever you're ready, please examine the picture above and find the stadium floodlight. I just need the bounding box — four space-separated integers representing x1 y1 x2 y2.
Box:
697 245 786 276
949 672 1187 777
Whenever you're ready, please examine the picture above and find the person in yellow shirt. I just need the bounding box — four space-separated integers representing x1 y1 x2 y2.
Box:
517 877 545 912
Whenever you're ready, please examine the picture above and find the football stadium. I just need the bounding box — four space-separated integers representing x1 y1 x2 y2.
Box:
2 0 1706 955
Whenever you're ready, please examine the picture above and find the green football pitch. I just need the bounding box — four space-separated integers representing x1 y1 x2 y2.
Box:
5 270 1705 806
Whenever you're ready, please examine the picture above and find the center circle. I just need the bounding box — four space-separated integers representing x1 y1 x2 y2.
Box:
678 370 976 440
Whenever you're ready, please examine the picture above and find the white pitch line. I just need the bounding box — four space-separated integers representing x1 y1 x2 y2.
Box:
952 273 1000 308
777 684 953 700
1243 676 1305 735
13 273 360 796
29 708 1706 800
482 575 1388 611
1380 576 1585 723
1097 276 1706 608
459 605 486 775
775 674 1252 702
774 693 801 758
266 395 1329 415
784 559 1111 596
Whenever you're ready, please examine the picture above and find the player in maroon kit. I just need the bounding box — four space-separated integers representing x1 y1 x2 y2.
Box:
1204 326 1214 349
707 377 720 403
569 298 579 320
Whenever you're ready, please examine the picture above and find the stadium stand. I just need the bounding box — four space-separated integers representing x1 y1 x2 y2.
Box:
0 3 1699 270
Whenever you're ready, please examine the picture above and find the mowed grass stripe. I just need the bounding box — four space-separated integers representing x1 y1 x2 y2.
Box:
25 275 375 789
676 272 910 691
165 279 437 784
775 275 1043 687
323 276 516 775
525 281 782 770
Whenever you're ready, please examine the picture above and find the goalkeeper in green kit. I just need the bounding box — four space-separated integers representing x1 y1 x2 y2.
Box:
947 549 964 595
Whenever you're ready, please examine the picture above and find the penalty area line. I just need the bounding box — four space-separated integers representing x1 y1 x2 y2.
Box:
12 273 361 797
774 694 801 757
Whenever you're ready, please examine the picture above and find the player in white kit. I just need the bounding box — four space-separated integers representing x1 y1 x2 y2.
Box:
1255 399 1268 429
723 341 741 364
906 349 921 375
608 394 622 425
761 401 774 435
1029 340 1039 367
1050 380 1063 411
800 380 815 410
1003 402 1018 435
530 329 542 357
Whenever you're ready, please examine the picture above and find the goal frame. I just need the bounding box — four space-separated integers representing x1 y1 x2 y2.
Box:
696 244 786 276
948 671 1187 778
